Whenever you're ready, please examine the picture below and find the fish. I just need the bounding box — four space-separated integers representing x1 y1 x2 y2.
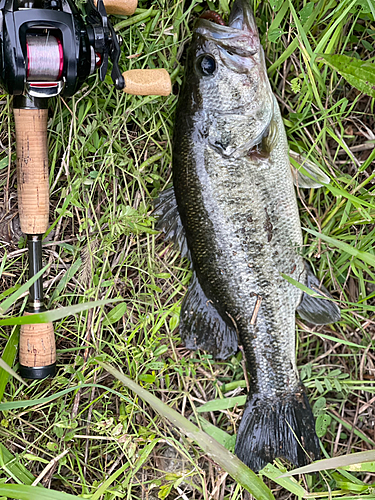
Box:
155 0 341 472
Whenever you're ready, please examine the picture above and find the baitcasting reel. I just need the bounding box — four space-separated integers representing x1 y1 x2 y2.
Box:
0 0 128 98
0 0 171 379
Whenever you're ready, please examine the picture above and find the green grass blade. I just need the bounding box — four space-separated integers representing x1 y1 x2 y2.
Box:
0 265 47 315
340 463 375 472
114 7 156 31
197 415 235 450
267 0 325 73
0 327 20 400
98 360 275 500
197 396 247 413
0 444 37 485
0 383 131 411
0 298 121 326
0 484 78 499
0 285 20 301
329 413 375 447
260 463 307 497
309 332 365 349
90 461 130 500
287 0 325 103
0 386 84 411
0 358 26 385
324 182 375 211
279 450 375 477
267 1 289 34
318 54 375 98
281 273 329 298
43 191 75 239
314 0 358 56
303 228 375 267
367 0 375 18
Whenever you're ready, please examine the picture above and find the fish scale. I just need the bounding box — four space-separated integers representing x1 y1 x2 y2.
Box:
157 0 340 472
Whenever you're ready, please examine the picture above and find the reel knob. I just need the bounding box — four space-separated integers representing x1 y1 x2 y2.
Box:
122 69 171 96
99 0 137 16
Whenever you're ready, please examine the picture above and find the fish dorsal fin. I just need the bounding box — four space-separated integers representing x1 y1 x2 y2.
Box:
154 186 190 260
297 264 341 325
181 273 238 359
290 150 330 188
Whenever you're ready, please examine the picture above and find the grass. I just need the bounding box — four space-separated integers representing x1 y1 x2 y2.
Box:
0 0 375 498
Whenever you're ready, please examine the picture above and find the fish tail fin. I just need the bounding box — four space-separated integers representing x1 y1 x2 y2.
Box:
235 384 320 472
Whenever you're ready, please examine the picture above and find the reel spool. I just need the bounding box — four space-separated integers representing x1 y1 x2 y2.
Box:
26 34 64 82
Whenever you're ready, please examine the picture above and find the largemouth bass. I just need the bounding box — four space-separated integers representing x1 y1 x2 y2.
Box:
156 0 340 472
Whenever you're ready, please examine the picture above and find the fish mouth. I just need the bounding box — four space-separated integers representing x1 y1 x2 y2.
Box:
196 0 259 57
228 0 258 33
195 0 275 158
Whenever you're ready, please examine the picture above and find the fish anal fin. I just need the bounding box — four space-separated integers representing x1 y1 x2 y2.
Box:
181 273 238 360
154 186 190 259
297 264 341 325
235 384 320 472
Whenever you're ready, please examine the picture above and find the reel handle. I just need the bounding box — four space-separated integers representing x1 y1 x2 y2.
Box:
122 69 172 96
14 107 56 379
99 0 137 16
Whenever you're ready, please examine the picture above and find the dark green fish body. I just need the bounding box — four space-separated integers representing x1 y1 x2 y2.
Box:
156 0 340 472
174 94 305 400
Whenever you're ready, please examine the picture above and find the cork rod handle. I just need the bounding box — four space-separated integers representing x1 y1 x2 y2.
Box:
14 109 49 235
14 108 56 379
19 318 56 378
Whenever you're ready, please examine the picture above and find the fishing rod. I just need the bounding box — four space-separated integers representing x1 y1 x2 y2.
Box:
0 0 171 379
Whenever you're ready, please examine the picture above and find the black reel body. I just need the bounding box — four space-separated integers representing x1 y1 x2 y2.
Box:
0 0 124 98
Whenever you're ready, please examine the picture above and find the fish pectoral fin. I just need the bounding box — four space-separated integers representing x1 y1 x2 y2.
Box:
180 273 238 360
154 186 190 260
290 150 330 189
297 264 341 325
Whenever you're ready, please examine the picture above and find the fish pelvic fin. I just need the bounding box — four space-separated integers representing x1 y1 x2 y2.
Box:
181 272 238 359
297 263 341 325
290 150 330 189
235 384 320 472
154 186 190 260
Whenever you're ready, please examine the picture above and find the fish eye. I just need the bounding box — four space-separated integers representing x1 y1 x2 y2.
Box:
196 55 216 76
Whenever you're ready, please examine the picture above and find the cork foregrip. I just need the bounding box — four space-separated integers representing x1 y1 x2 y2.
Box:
98 0 137 16
19 318 56 368
14 108 49 235
123 69 172 96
